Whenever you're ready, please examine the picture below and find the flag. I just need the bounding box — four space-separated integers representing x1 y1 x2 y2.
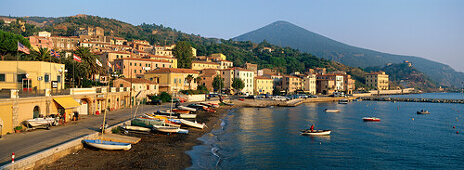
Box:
96 58 102 67
115 63 121 69
17 42 30 54
50 49 60 58
107 61 112 68
73 54 82 62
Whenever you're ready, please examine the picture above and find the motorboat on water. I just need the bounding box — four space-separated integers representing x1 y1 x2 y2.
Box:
417 110 430 114
83 139 131 151
300 129 332 136
338 99 349 104
362 117 381 121
325 109 340 113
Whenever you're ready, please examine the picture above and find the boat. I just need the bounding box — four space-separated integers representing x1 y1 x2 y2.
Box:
221 102 234 106
142 114 181 127
197 102 213 108
178 106 197 112
131 117 165 128
179 113 197 119
83 139 131 151
121 125 151 132
153 125 181 133
25 117 57 128
417 110 430 114
325 109 340 113
300 130 332 136
338 99 349 104
187 104 208 110
177 129 189 134
362 117 381 121
179 119 206 129
154 110 180 117
206 103 220 108
172 109 190 114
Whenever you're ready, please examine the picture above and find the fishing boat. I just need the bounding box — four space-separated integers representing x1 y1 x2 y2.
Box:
177 129 189 134
172 109 190 114
153 125 181 133
178 106 197 112
178 113 197 119
131 117 165 128
121 125 151 132
417 110 430 114
155 110 180 117
197 102 213 108
83 139 131 151
325 109 340 113
206 103 220 108
362 117 381 121
25 117 57 128
187 104 208 111
179 119 206 129
338 99 349 104
143 114 181 127
300 130 332 136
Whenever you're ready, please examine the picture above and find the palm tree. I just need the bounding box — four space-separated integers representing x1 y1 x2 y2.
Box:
185 74 194 90
28 47 51 61
74 47 99 80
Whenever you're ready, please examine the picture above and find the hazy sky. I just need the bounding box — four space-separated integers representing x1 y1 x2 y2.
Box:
1 0 463 71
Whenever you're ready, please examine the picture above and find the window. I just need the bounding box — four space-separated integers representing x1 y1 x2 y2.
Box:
139 63 141 66
17 74 26 82
44 74 50 82
57 75 61 83
134 70 136 73
130 62 132 66
120 84 123 87
174 79 177 83
0 74 5 82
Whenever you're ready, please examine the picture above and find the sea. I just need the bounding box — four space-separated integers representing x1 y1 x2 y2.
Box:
186 93 464 169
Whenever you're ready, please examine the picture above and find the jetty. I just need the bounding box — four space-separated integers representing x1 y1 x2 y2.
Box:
361 96 464 104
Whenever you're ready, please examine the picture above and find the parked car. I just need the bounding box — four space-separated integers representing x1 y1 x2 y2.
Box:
147 100 162 105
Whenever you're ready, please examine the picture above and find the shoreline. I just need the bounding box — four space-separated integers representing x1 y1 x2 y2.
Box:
37 106 232 170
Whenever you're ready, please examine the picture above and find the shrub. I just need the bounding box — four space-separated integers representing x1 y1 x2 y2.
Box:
111 126 121 134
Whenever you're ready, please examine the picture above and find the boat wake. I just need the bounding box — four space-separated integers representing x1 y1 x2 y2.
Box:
211 145 222 167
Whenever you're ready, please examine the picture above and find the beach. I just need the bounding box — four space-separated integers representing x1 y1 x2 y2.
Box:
37 106 231 170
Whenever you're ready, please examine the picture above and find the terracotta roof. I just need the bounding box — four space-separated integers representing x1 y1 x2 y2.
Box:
118 78 157 84
367 72 387 75
255 76 272 80
146 68 199 74
192 60 220 65
115 58 171 63
200 72 218 77
145 54 176 59
107 51 130 55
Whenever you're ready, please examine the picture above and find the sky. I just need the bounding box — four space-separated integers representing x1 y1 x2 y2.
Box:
1 0 463 71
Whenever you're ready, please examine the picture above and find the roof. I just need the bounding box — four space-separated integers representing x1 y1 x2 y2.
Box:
192 60 220 65
53 97 80 109
255 76 272 80
119 78 157 84
145 54 176 60
107 51 130 55
147 68 199 74
223 67 253 72
115 58 171 63
200 72 218 77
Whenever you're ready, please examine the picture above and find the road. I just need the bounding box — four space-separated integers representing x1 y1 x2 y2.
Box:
0 103 174 166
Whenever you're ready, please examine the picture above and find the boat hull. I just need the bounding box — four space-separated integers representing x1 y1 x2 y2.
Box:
121 125 151 132
325 109 340 113
300 130 331 136
362 117 381 121
153 125 180 133
179 114 197 119
83 139 131 151
180 119 206 129
178 106 197 112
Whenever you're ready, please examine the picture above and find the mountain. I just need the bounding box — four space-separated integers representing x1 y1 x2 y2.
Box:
233 21 464 88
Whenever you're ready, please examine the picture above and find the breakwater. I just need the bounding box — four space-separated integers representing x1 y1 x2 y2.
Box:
361 96 464 104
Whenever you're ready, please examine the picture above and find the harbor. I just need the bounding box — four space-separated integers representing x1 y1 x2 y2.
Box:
361 96 464 104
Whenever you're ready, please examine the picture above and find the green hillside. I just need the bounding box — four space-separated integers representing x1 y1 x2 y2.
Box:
233 21 464 88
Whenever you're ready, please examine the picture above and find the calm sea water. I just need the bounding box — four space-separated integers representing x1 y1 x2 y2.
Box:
187 93 464 169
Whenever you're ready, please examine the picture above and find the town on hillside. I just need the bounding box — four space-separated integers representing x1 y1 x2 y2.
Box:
0 25 409 136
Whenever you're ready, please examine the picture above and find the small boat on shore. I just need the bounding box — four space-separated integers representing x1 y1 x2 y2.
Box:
83 139 131 151
121 125 151 132
26 117 57 128
362 117 381 121
221 102 234 106
417 110 430 114
131 117 164 128
178 106 197 112
172 109 190 114
153 125 181 133
179 119 206 129
338 99 349 104
300 130 331 136
325 109 340 113
179 113 197 119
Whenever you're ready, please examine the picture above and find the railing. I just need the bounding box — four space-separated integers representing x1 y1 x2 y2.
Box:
0 89 11 99
18 89 46 98
50 89 71 96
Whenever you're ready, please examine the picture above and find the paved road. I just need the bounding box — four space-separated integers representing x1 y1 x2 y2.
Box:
0 103 174 166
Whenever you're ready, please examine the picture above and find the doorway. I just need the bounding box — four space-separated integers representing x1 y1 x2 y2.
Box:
33 106 40 118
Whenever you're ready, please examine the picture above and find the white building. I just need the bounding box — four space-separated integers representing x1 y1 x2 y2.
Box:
222 67 255 95
302 74 317 94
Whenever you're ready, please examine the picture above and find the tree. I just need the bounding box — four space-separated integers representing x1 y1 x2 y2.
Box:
74 47 101 80
212 76 224 92
185 74 194 90
29 47 56 62
0 30 31 57
173 41 193 68
232 78 245 93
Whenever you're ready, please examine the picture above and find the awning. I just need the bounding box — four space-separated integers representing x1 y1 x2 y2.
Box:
53 97 80 109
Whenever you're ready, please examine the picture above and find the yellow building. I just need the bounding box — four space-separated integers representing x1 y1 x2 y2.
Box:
144 68 199 93
0 61 65 91
143 55 178 68
210 53 227 60
192 61 221 70
254 76 274 95
366 71 389 90
282 76 302 93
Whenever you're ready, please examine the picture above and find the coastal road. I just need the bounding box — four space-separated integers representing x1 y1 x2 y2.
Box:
0 103 175 166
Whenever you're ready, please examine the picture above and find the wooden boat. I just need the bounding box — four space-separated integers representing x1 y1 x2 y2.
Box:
121 125 151 132
26 117 57 128
172 109 190 114
143 114 181 127
179 119 206 129
198 102 213 108
300 130 331 136
338 99 349 104
187 104 208 110
177 129 189 134
131 117 164 128
178 106 197 112
325 109 340 113
179 113 197 119
153 125 181 133
417 110 430 114
83 139 131 151
206 103 220 108
362 117 381 121
155 110 180 117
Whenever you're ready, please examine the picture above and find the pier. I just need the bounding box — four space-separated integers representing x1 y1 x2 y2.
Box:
361 97 464 104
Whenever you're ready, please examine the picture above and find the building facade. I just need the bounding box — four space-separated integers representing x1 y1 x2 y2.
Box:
282 76 302 93
113 58 173 78
0 61 65 91
254 76 273 95
366 72 389 90
302 74 317 94
144 68 199 93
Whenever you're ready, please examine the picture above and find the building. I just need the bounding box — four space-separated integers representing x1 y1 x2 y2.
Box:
113 58 173 78
144 68 199 93
0 61 65 91
366 72 389 90
218 60 233 69
143 55 178 68
318 74 344 92
302 74 317 94
192 61 221 70
244 62 258 74
221 67 255 95
254 76 273 95
28 31 54 51
343 75 356 94
282 76 302 93
198 69 220 92
316 79 336 95
113 78 159 102
51 36 79 51
210 53 227 61
102 51 132 64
